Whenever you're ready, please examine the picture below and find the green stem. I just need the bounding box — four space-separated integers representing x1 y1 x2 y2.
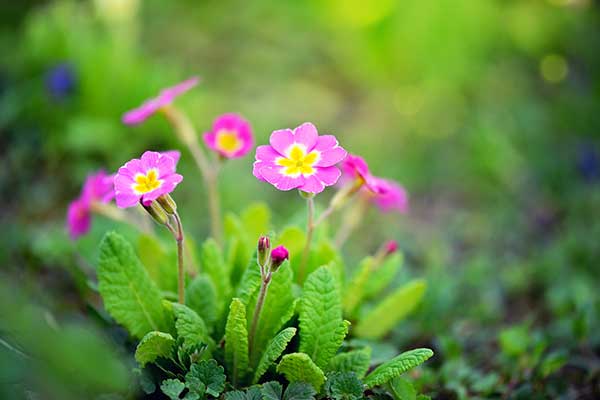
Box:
248 272 271 359
173 212 185 304
334 195 368 248
298 196 315 284
206 170 223 245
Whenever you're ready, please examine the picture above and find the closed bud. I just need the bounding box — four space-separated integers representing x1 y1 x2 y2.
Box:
142 200 169 225
383 240 398 256
157 194 177 214
257 235 271 267
270 246 289 271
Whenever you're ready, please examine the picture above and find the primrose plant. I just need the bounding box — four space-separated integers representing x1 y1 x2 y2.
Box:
68 77 433 399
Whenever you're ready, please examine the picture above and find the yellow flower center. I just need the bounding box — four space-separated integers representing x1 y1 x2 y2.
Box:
276 145 319 177
132 169 163 194
216 130 242 153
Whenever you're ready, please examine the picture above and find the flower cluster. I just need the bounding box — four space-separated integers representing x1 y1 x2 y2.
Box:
67 170 114 239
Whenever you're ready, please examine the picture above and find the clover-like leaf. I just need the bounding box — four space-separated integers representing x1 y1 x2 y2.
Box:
161 379 185 400
186 359 226 397
261 381 283 400
284 382 317 400
134 331 175 367
325 372 364 400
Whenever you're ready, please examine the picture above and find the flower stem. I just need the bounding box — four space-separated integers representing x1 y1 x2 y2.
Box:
334 195 368 248
249 271 271 358
91 202 153 234
298 196 315 284
173 212 186 304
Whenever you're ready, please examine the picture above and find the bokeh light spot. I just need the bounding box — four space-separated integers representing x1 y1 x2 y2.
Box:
540 54 568 83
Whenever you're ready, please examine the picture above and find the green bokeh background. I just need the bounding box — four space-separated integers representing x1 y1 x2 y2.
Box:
1 0 599 398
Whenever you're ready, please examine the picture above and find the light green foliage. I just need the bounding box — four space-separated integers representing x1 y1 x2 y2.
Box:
276 226 306 275
498 325 531 357
200 239 232 319
97 232 167 338
343 257 374 314
225 298 249 385
236 251 261 305
253 327 297 383
363 253 402 300
307 240 345 284
299 266 349 369
241 203 271 245
328 347 372 378
134 331 175 367
277 353 326 391
186 359 226 397
186 275 218 330
389 376 416 400
248 262 295 363
137 234 177 292
262 381 316 400
324 372 364 400
355 279 427 339
224 387 262 400
160 379 186 400
171 302 211 348
363 348 434 388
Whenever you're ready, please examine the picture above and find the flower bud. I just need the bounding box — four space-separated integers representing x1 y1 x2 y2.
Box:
157 193 177 214
141 200 169 225
270 246 289 271
383 240 398 256
257 235 271 267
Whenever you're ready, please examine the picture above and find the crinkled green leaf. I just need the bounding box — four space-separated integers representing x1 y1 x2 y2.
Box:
186 359 226 397
343 257 373 315
248 263 295 365
284 382 317 400
307 240 344 285
389 376 416 400
253 327 297 384
134 331 175 367
363 349 434 388
277 353 325 391
161 379 185 400
355 279 426 339
98 232 166 338
328 347 372 378
186 275 218 330
325 372 364 400
171 302 212 348
262 381 283 400
225 298 249 385
225 390 246 400
137 234 178 292
236 250 261 305
200 239 232 318
299 266 349 369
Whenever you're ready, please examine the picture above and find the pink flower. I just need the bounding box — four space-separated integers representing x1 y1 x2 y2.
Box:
383 240 398 255
253 122 347 193
161 150 181 164
114 151 183 208
370 177 409 213
341 154 378 192
66 170 115 239
122 77 199 125
67 197 91 240
270 245 289 270
203 113 254 158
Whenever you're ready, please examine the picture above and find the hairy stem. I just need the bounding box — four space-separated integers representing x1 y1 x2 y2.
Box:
298 196 315 284
249 273 271 358
173 212 186 304
334 195 368 248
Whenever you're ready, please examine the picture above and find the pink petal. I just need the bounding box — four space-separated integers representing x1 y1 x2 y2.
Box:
156 154 176 177
161 150 181 164
255 145 280 163
258 166 305 191
299 175 325 193
140 151 161 170
314 135 338 151
115 192 140 208
269 129 294 155
293 122 319 150
315 166 342 186
252 161 270 181
315 147 347 167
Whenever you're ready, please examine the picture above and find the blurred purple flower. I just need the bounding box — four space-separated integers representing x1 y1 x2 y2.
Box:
46 63 76 100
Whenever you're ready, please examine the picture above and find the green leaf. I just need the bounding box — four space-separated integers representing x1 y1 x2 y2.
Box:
235 250 261 305
343 257 373 315
389 376 416 400
200 239 232 318
307 240 344 285
186 275 218 330
241 202 271 246
262 381 284 400
186 359 226 397
248 263 296 365
324 372 364 400
363 349 433 389
138 234 177 292
225 298 249 385
355 279 426 339
284 382 317 400
299 266 349 369
363 254 402 300
277 353 325 391
328 347 372 378
276 226 306 278
97 232 166 338
161 379 185 400
134 331 175 367
253 327 297 384
170 302 212 351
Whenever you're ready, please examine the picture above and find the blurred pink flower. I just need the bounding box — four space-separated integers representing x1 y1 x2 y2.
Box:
122 77 199 125
383 240 399 255
341 154 378 192
66 170 115 239
203 113 253 158
370 177 409 213
114 151 183 208
253 122 347 193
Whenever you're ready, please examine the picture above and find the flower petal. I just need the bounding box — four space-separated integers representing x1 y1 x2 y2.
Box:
293 122 319 150
269 129 295 155
255 145 280 163
299 175 325 193
315 166 342 186
259 166 305 191
315 147 347 167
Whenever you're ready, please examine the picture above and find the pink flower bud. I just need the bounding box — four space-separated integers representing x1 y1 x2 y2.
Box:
258 235 271 267
270 245 289 271
384 240 398 255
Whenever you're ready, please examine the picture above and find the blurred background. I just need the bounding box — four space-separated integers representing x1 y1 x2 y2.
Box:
1 0 599 398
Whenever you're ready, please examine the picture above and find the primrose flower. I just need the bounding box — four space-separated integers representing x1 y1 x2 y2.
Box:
122 77 199 125
370 177 409 213
114 151 183 208
203 113 254 158
341 154 378 192
253 123 347 193
270 245 289 271
66 170 115 239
